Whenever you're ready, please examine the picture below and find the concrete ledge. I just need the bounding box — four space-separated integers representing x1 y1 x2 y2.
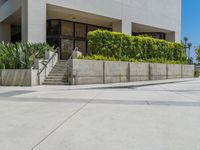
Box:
0 69 38 86
150 63 167 80
70 59 195 85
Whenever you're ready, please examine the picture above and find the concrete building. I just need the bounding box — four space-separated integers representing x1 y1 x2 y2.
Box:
0 0 181 59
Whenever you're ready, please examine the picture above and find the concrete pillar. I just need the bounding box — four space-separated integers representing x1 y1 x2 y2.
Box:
0 23 11 42
166 32 180 42
112 20 132 35
21 0 46 43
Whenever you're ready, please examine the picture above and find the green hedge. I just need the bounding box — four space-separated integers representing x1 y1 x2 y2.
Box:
87 30 187 63
78 54 185 64
0 42 54 69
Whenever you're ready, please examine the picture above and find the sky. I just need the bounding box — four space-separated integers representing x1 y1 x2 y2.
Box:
181 0 200 62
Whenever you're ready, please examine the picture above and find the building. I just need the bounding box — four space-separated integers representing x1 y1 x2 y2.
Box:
0 0 181 59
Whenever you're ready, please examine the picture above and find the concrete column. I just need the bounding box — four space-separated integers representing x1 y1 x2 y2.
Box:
166 32 180 42
21 0 46 43
0 23 11 42
112 20 132 35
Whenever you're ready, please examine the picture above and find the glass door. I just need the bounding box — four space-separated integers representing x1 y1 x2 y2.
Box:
61 39 74 60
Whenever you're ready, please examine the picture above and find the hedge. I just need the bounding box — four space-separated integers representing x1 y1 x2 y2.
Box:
87 30 187 63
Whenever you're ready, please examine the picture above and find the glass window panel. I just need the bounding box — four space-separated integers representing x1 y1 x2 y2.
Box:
47 38 60 49
61 39 74 60
75 40 86 54
75 23 86 38
48 20 60 35
61 21 74 36
87 25 98 32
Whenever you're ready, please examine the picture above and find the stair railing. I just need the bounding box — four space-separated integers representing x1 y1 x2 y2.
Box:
37 48 60 85
65 47 79 85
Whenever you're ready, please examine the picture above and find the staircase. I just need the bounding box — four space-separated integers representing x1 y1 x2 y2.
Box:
43 60 69 85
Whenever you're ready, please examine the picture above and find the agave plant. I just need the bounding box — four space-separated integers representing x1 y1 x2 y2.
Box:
0 42 54 69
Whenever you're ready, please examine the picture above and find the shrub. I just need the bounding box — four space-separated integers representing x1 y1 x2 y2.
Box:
87 30 187 63
78 54 185 64
0 42 54 69
195 70 200 77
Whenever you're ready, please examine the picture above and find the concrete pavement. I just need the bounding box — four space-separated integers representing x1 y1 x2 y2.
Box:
0 78 200 150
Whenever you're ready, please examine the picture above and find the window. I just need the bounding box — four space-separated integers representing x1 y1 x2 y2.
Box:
61 39 74 60
61 21 74 36
75 40 86 54
87 25 98 32
75 23 86 38
47 20 60 35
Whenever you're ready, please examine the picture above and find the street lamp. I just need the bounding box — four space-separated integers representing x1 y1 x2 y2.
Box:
183 36 188 55
188 43 192 58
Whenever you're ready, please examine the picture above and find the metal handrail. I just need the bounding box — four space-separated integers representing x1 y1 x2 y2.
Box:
66 47 78 64
37 48 59 76
65 47 79 84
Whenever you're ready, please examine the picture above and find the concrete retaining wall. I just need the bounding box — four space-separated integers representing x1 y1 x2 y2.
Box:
69 59 195 85
104 61 129 83
69 59 104 85
0 69 38 86
167 64 182 79
182 65 195 78
150 63 167 80
0 51 58 86
129 63 150 82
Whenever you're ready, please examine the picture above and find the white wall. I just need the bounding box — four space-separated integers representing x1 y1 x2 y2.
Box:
22 0 46 42
46 0 181 41
0 0 181 42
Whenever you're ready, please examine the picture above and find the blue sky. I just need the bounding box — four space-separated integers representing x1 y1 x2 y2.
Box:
182 0 199 61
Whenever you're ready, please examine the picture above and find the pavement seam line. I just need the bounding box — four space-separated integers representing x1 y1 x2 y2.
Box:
30 90 104 150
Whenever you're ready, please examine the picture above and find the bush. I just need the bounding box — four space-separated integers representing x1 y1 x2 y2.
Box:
87 30 187 63
195 70 200 77
0 42 54 69
78 54 185 64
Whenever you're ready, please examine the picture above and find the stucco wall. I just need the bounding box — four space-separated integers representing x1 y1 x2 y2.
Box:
0 0 181 42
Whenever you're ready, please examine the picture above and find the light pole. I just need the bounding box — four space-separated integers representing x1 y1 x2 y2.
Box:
184 36 188 55
188 43 192 58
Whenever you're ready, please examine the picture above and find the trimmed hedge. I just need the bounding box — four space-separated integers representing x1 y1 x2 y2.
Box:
87 30 187 63
78 55 185 64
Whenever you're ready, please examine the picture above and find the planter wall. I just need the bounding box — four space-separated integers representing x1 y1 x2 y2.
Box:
0 69 38 86
69 59 195 85
0 51 58 86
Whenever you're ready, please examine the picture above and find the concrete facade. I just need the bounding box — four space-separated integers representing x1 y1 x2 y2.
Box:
0 0 181 43
69 59 194 85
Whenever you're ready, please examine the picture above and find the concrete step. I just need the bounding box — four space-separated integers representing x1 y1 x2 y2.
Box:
44 78 67 82
42 60 70 85
43 81 69 85
46 76 67 79
50 71 67 74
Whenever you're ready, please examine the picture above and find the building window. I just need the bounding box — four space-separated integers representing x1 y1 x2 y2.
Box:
75 40 86 54
61 39 74 60
75 23 86 38
61 21 74 36
132 32 166 40
47 20 60 35
47 19 111 60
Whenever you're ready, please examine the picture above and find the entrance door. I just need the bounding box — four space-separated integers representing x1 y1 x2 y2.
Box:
61 39 74 60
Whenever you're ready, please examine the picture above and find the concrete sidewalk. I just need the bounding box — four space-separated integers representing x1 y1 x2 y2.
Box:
0 78 200 150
